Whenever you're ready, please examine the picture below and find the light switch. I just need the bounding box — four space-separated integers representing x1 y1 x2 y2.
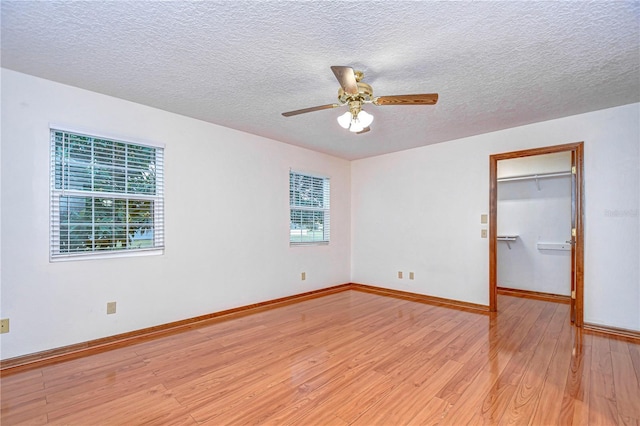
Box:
481 229 488 238
481 214 488 224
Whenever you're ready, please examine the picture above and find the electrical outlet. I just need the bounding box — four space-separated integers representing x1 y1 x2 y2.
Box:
107 302 117 315
481 229 488 238
398 271 403 279
0 318 9 334
409 272 415 280
301 272 306 281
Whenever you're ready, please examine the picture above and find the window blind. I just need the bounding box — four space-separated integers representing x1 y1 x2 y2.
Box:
289 171 330 244
50 129 164 259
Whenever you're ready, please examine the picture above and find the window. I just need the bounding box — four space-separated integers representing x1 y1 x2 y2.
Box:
50 129 164 260
289 171 330 244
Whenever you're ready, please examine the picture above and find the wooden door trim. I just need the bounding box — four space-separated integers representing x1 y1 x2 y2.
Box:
489 142 584 326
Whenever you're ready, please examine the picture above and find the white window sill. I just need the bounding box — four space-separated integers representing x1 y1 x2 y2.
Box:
50 248 164 262
289 242 329 247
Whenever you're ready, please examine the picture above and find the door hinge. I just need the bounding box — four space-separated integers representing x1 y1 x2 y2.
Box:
571 228 576 237
572 166 576 175
571 290 576 299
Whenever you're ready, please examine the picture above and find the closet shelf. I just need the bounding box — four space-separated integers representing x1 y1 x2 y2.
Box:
537 242 572 251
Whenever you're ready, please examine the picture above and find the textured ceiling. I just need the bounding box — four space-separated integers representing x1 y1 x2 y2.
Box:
2 1 639 160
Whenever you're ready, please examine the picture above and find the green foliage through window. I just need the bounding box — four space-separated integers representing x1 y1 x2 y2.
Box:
289 171 330 244
50 130 164 258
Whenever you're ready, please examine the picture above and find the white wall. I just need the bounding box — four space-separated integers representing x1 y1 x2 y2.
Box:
352 103 640 331
497 174 572 295
0 69 351 359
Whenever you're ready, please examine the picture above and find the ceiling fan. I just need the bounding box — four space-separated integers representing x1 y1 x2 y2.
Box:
282 66 438 134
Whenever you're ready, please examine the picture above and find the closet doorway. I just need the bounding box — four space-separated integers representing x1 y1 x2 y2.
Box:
489 142 584 326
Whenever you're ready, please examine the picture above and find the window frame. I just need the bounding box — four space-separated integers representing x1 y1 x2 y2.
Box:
289 170 330 246
49 127 165 261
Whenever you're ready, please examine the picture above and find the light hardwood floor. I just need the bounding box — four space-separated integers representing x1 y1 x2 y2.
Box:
1 290 639 425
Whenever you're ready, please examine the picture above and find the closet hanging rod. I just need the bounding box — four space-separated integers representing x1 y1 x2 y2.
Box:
497 171 571 183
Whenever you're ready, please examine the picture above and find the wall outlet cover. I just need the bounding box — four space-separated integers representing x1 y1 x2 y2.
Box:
0 318 9 334
107 302 117 315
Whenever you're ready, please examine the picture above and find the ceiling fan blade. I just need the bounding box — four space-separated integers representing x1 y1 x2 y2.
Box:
282 104 341 117
375 93 439 106
356 126 370 134
331 66 359 95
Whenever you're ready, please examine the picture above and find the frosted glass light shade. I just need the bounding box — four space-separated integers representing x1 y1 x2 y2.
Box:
357 110 374 128
337 111 352 129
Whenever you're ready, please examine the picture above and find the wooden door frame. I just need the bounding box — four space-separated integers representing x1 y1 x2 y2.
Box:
489 142 584 326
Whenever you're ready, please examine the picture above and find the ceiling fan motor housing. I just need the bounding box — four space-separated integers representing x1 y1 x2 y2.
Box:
338 76 374 104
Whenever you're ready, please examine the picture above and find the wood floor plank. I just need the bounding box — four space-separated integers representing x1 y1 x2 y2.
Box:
224 354 378 424
441 369 500 425
44 369 163 420
320 369 396 423
1 290 639 425
482 295 546 377
589 334 620 426
629 342 640 383
184 347 333 423
471 306 550 426
611 348 640 419
39 347 144 383
10 413 49 426
557 327 592 425
0 369 46 415
618 414 640 426
132 328 215 358
351 359 463 425
530 305 573 425
437 301 557 411
410 396 452 425
498 303 562 425
591 334 615 392
571 333 594 425
50 383 194 425
0 368 44 392
175 367 273 422
589 391 619 426
0 394 48 425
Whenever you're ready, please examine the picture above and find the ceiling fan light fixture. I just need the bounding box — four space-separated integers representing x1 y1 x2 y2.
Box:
338 109 374 132
282 66 438 135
